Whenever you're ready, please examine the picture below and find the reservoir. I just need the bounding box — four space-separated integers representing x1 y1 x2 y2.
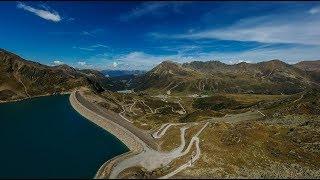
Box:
0 95 128 178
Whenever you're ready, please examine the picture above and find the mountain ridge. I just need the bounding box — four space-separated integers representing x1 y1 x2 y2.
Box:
1 48 319 101
133 59 320 95
0 49 120 102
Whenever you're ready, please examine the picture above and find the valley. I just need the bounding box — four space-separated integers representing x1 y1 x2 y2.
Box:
1 49 320 179
2 1 320 179
76 86 320 178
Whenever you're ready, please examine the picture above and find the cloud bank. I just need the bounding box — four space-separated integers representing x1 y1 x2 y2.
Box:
156 12 320 46
101 44 320 70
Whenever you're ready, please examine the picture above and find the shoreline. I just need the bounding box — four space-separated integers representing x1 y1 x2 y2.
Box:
0 91 72 104
1 90 143 178
2 90 158 178
69 91 148 178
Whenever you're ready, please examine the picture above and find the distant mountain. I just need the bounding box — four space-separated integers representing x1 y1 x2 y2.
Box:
0 49 120 101
293 60 320 85
133 60 320 95
101 69 145 77
294 60 320 72
132 61 202 92
182 60 232 73
2 47 319 101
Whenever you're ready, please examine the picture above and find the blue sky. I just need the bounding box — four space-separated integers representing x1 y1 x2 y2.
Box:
1 1 320 70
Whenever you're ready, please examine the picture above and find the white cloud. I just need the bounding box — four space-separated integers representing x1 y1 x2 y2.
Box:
67 17 75 21
188 29 195 33
112 61 118 68
73 61 94 69
81 31 94 37
158 13 320 45
120 2 168 21
17 2 61 22
91 44 108 48
186 45 320 64
77 47 95 51
103 51 166 70
228 60 252 64
73 42 320 71
120 2 187 21
309 6 320 14
50 29 104 37
53 60 64 65
73 44 109 51
107 44 320 70
77 61 86 66
79 29 105 37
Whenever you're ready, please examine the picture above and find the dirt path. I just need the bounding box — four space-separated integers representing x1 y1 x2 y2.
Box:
257 110 266 117
14 74 30 97
120 105 134 123
100 108 263 178
166 82 183 94
152 123 183 139
176 100 186 115
74 90 264 179
109 122 209 179
159 122 209 179
139 100 154 114
293 93 305 103
129 101 137 115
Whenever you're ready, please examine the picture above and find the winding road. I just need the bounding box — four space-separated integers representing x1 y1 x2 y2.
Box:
109 122 209 178
159 122 209 179
74 90 264 179
152 123 183 139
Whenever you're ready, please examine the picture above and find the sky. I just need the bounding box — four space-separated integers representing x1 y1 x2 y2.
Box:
0 1 320 70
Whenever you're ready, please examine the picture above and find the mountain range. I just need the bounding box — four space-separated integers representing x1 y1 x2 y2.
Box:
132 60 320 95
1 49 320 101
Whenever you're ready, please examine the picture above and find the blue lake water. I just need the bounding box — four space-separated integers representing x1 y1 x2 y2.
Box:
0 95 128 178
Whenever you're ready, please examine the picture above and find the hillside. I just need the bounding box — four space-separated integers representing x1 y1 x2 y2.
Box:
132 61 204 93
294 60 320 72
0 49 118 102
293 61 320 83
133 60 320 95
260 88 320 116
